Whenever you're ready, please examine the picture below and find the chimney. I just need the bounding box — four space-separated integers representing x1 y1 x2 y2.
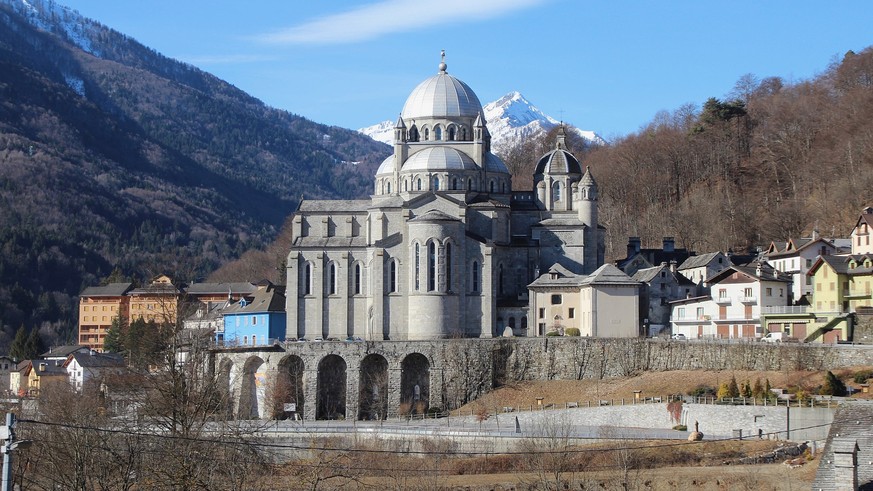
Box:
755 262 763 277
663 237 675 253
669 260 678 273
832 439 859 491
627 237 641 257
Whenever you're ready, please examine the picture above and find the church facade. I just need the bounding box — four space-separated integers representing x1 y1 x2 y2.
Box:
285 56 604 340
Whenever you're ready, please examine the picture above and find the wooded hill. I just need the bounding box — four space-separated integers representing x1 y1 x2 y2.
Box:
0 0 389 349
216 47 873 284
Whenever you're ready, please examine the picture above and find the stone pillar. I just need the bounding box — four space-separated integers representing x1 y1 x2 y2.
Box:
303 367 318 421
481 247 494 338
285 252 299 339
387 366 402 418
369 249 385 341
345 358 360 421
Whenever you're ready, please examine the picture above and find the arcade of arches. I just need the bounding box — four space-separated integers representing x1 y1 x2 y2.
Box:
215 343 445 421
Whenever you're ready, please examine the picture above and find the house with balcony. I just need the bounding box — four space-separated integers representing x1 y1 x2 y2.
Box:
763 233 845 303
669 261 792 339
219 285 287 346
78 282 133 351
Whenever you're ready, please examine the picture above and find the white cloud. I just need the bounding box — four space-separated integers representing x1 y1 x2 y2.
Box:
257 0 548 45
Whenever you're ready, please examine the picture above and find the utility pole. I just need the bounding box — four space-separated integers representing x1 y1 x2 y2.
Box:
1 412 29 491
1 413 15 491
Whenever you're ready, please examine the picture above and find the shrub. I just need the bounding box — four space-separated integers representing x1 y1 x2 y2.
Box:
672 424 687 431
564 327 580 337
688 385 716 398
853 369 873 384
716 382 731 400
820 370 847 396
545 330 560 336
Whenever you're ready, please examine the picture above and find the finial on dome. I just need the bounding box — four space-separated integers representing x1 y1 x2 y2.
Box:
556 123 566 150
438 49 447 73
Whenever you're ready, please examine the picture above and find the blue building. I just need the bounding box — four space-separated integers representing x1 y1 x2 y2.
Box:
220 286 287 346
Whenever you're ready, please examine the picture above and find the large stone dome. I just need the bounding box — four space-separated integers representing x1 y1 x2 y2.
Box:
401 60 483 120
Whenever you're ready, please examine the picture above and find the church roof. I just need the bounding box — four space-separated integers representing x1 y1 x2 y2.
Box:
402 147 478 172
409 210 461 222
298 200 371 213
293 237 368 248
401 57 483 120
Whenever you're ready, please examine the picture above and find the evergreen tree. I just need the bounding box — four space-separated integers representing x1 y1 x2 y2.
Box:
742 380 752 398
9 325 28 361
24 327 45 359
103 316 126 354
728 375 740 398
752 378 764 399
821 371 847 396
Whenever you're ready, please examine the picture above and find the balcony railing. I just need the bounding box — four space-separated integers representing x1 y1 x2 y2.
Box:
715 297 731 305
740 295 758 304
762 306 809 315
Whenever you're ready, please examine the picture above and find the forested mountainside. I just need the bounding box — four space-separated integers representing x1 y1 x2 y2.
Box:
0 0 389 350
216 46 873 283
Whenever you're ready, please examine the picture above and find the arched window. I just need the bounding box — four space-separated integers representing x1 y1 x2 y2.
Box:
490 180 495 193
424 128 430 141
389 260 398 293
417 178 422 191
387 181 392 194
434 125 442 140
471 261 479 292
251 335 257 346
404 179 408 191
328 262 337 295
461 127 467 140
498 265 504 296
448 126 455 140
553 182 562 201
521 316 528 330
433 176 440 191
414 243 421 291
445 242 453 292
243 336 248 345
354 263 362 295
428 241 436 291
452 177 458 190
303 263 312 295
501 182 506 193
409 125 419 142
509 317 516 329
467 178 473 190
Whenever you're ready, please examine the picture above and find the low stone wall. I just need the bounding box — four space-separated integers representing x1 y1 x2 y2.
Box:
212 338 873 420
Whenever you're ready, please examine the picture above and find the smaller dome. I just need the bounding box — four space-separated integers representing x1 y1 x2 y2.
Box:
401 147 477 172
534 148 582 175
483 153 510 174
375 155 394 176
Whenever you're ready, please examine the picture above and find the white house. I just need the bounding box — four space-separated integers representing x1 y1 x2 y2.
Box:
677 252 730 293
764 235 843 302
64 351 125 392
670 261 792 339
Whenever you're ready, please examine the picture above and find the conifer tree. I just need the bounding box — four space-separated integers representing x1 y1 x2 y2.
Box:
752 378 764 399
25 328 45 359
728 375 740 398
9 325 28 361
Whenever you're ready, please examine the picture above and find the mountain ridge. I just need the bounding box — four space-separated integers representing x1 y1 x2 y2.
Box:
359 90 605 153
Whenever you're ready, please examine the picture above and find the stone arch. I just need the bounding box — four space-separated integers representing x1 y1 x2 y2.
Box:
238 356 266 419
447 125 456 141
400 353 430 415
217 358 235 418
358 354 389 420
434 124 442 141
316 354 347 420
272 355 305 420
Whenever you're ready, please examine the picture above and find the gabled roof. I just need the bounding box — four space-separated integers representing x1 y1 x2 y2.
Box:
65 351 125 369
40 345 89 359
813 402 873 490
80 282 134 297
764 237 837 258
184 282 257 296
580 264 639 286
223 288 286 315
298 200 371 213
852 206 873 233
528 263 583 288
706 262 792 285
809 254 873 277
678 252 727 271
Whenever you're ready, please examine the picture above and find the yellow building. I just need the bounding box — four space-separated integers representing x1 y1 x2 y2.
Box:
128 275 182 325
762 254 872 343
78 282 132 351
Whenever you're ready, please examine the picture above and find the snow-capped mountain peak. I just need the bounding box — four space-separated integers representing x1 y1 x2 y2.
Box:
359 92 604 152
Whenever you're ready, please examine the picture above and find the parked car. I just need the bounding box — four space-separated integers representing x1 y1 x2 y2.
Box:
671 333 686 340
760 332 797 343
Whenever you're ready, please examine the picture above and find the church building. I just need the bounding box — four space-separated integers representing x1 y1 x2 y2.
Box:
285 55 604 340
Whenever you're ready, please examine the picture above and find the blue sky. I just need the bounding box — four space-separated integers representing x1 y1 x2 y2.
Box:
61 0 873 140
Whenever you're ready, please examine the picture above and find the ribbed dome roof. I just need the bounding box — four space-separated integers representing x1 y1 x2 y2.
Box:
534 149 582 175
401 59 482 120
375 155 394 176
401 147 478 172
484 153 510 174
